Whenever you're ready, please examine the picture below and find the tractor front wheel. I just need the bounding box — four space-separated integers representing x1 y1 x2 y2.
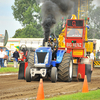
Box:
51 67 57 83
25 66 31 82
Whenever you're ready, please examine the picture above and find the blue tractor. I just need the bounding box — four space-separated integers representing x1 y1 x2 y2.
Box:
25 34 73 82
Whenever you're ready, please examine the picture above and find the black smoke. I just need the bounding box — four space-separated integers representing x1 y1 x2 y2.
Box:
40 0 86 42
41 0 74 42
42 14 56 42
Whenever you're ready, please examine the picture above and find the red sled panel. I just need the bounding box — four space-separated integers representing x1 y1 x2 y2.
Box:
24 62 28 77
78 64 85 79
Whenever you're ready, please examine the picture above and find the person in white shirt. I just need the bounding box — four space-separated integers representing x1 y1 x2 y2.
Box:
90 50 94 70
0 48 6 67
90 50 94 60
3 49 7 67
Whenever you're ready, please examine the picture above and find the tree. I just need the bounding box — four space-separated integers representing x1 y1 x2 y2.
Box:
12 0 41 26
88 3 100 39
55 22 64 38
13 22 43 38
13 29 23 38
12 0 43 38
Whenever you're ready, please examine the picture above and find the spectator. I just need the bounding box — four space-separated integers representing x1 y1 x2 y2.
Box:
3 49 8 67
0 48 6 68
13 49 19 68
90 50 94 70
96 50 99 60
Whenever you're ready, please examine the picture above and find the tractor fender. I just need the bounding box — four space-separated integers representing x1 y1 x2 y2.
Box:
56 50 66 64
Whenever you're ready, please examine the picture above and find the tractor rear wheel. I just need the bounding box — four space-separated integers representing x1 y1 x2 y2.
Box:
58 53 73 82
28 52 35 67
26 52 39 81
51 67 57 83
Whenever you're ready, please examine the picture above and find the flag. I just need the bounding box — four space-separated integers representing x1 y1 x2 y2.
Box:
62 22 65 28
86 24 89 29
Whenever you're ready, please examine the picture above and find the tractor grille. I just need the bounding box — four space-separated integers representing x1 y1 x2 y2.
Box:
37 52 47 63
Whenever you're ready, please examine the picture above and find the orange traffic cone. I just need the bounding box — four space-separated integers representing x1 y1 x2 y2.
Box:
36 78 45 100
82 75 89 93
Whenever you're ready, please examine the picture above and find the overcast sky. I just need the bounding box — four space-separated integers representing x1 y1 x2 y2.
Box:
0 0 99 38
92 0 100 6
0 0 23 38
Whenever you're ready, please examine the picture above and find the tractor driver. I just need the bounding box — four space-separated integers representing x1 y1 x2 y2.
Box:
52 38 57 60
48 36 52 47
48 37 57 60
73 30 80 36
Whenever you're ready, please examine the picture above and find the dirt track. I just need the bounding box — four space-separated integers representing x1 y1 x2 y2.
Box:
0 68 100 100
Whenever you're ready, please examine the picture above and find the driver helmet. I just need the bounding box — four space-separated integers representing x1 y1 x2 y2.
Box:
54 38 56 41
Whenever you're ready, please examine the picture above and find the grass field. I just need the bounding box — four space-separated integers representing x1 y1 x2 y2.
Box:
0 61 19 73
45 89 100 100
8 62 14 64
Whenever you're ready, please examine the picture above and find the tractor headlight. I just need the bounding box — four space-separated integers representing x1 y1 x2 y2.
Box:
35 52 38 64
45 52 49 64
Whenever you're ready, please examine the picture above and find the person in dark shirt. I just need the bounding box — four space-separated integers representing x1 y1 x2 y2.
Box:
13 49 19 68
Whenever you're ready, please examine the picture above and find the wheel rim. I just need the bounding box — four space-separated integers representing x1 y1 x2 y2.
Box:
69 60 72 78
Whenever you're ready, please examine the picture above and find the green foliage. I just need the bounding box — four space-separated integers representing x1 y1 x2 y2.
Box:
13 29 23 38
12 0 43 38
50 21 64 38
13 22 43 38
11 0 39 26
23 6 33 25
55 23 63 38
88 4 100 39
